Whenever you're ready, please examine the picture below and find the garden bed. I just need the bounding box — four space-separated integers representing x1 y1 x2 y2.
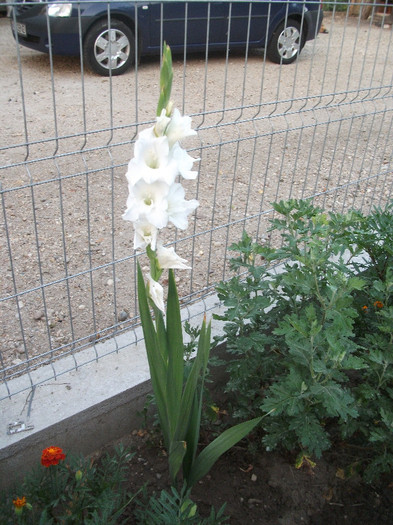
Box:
3 200 392 524
115 198 393 524
106 425 393 524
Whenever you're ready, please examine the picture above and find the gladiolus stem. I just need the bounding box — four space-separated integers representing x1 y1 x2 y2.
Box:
147 244 163 282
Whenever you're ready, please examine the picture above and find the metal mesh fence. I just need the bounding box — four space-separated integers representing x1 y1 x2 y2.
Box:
1 0 392 400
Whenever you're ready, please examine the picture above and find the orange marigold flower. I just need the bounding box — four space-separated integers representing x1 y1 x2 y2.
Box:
13 496 27 515
362 305 368 311
374 301 384 309
41 446 66 467
13 496 26 509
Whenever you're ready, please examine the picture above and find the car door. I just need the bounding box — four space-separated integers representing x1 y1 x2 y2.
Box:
229 0 283 47
144 1 231 52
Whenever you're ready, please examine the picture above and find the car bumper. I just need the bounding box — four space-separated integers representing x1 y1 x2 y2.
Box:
11 10 84 56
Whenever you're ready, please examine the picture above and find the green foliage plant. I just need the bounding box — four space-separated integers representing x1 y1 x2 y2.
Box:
323 1 350 12
0 444 137 524
216 199 393 479
134 483 228 524
335 203 393 480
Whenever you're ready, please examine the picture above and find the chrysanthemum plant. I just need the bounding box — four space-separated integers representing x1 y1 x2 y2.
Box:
123 44 262 490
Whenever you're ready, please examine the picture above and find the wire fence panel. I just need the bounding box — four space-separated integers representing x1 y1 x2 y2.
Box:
1 1 392 399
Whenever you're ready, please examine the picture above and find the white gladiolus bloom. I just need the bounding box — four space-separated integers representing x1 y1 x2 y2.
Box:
167 183 199 230
170 143 198 180
123 179 170 229
147 273 165 312
124 179 198 233
133 221 158 251
157 244 191 270
165 108 196 147
127 130 178 185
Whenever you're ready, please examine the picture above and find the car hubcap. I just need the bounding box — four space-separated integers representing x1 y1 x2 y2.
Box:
277 27 300 61
94 28 130 70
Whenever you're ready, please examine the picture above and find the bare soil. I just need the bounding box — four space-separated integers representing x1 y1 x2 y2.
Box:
101 365 393 525
104 420 393 525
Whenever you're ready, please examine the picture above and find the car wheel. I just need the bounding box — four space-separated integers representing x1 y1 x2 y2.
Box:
267 19 303 65
84 20 135 76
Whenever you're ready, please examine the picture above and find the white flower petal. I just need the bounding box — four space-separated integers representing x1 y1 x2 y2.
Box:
147 273 165 312
167 183 199 230
124 179 170 229
135 134 168 167
133 221 158 251
157 243 191 270
154 109 171 136
170 143 198 180
127 132 178 185
165 108 196 147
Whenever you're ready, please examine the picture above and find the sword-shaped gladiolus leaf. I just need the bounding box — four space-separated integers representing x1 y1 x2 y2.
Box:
137 263 170 447
187 416 262 488
165 269 184 440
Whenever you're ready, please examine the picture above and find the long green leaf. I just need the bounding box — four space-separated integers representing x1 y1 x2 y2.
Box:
137 264 166 382
182 320 211 479
169 440 187 484
154 305 168 364
182 392 200 481
165 269 184 439
174 319 209 442
187 416 262 488
137 264 170 445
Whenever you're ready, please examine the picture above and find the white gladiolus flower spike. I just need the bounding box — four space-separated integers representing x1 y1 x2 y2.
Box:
157 243 191 270
123 93 199 289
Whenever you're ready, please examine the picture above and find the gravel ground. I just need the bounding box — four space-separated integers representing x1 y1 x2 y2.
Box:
0 11 392 384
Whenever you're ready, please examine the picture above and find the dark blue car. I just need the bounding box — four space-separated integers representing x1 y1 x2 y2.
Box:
12 0 323 76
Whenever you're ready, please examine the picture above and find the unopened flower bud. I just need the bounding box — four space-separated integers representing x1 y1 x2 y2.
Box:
75 470 83 481
166 100 174 116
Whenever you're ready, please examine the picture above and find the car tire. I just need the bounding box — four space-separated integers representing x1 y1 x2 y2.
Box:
267 19 304 65
84 20 135 76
